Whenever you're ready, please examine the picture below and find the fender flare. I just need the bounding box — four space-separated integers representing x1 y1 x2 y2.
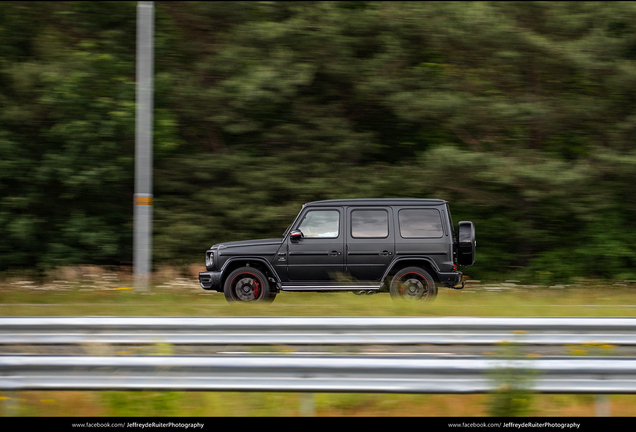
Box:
381 257 442 283
220 257 282 285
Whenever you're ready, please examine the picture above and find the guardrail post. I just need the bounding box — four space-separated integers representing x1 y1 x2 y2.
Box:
595 395 611 417
300 393 315 416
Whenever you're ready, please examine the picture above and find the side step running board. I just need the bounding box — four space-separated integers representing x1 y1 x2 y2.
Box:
281 284 382 292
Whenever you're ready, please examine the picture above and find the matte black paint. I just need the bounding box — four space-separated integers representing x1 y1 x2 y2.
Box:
199 199 474 293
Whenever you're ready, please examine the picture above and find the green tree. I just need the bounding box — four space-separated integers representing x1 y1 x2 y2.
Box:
2 2 636 281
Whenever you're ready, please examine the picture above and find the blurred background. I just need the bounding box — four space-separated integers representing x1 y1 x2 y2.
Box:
1 1 636 283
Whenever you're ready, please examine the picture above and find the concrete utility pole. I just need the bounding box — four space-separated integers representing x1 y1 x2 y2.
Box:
134 1 154 291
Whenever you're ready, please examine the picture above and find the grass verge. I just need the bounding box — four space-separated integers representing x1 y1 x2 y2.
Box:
1 269 636 416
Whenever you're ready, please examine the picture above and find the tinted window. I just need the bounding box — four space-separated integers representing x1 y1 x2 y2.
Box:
399 209 443 238
298 210 339 238
351 209 388 238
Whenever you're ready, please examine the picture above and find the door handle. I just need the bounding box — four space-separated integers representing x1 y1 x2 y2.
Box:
329 251 341 256
380 250 392 256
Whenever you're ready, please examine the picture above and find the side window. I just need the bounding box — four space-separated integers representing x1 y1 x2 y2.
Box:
351 209 389 238
399 209 443 238
297 210 340 238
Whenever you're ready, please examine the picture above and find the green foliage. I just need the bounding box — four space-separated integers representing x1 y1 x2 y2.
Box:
101 391 185 417
2 2 636 281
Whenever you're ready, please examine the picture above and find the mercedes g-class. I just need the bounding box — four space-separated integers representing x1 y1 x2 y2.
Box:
198 199 475 302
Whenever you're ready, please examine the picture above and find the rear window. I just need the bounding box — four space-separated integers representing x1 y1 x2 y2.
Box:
398 209 443 238
351 209 389 238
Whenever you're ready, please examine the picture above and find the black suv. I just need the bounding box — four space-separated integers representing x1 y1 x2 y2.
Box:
199 198 475 302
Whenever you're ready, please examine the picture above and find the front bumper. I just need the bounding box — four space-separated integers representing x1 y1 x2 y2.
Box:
199 271 223 291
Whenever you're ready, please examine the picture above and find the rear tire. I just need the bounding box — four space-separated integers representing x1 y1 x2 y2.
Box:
389 267 437 301
224 267 273 303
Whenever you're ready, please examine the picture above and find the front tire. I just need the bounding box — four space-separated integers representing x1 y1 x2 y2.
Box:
389 267 437 301
224 267 273 303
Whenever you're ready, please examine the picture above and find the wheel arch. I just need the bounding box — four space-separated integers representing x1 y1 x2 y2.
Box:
382 258 441 285
220 257 281 289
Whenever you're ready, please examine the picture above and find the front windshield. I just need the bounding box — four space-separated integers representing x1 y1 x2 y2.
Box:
282 224 291 238
282 205 305 238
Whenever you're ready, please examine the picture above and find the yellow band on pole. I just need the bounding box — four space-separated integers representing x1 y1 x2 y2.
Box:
135 196 153 206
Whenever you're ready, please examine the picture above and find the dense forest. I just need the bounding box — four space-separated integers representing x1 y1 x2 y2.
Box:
2 1 636 282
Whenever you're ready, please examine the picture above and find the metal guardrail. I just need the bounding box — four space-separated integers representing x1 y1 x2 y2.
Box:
2 317 636 400
2 316 636 345
2 354 636 394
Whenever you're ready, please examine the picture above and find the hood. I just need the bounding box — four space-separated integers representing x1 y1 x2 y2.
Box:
213 238 283 250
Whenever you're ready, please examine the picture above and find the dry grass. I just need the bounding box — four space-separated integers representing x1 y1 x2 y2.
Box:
4 392 636 417
2 266 636 416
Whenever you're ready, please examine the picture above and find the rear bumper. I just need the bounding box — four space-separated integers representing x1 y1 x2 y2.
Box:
437 271 463 289
199 271 223 291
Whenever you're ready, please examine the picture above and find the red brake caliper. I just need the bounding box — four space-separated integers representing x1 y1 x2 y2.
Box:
252 278 261 298
399 275 407 295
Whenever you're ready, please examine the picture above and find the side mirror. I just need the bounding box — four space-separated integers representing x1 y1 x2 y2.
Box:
289 229 303 241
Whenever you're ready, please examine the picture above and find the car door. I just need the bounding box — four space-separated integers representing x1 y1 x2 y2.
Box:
345 207 395 281
395 206 452 270
286 207 345 282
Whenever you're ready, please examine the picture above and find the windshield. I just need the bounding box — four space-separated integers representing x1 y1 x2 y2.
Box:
282 205 305 238
282 223 292 238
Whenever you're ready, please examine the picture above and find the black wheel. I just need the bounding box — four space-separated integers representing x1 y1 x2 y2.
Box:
389 267 437 301
224 267 273 303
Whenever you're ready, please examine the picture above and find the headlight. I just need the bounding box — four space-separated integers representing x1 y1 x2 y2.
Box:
206 252 214 268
